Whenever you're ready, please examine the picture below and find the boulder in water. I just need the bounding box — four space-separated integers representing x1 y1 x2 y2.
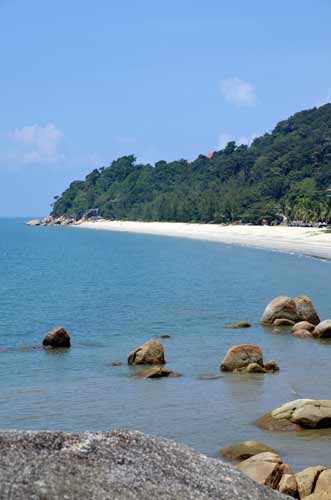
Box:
220 344 263 372
132 367 182 379
257 400 331 431
220 441 279 462
42 327 71 348
128 339 165 365
292 321 315 333
261 295 319 325
313 320 331 339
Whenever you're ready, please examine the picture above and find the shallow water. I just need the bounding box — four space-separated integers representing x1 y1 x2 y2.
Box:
1 218 331 471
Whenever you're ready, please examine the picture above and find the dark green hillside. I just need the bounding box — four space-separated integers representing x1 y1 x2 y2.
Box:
52 104 331 224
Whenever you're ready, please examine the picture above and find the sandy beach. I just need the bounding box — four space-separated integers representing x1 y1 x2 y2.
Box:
77 220 331 260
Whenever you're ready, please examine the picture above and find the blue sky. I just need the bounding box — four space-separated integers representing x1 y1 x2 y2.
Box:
0 0 330 216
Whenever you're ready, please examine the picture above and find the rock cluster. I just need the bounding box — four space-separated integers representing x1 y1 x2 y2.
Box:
0 430 288 500
222 439 331 499
256 399 331 431
220 344 279 373
261 295 320 326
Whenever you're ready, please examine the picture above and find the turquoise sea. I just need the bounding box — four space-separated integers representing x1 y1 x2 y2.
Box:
1 218 331 471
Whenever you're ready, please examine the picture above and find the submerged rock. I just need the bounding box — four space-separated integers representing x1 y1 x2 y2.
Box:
261 295 320 325
128 339 165 365
292 321 315 333
292 329 313 339
132 367 182 379
220 441 278 462
220 344 263 372
257 399 331 431
273 319 295 327
42 327 71 348
111 361 122 366
0 430 288 500
224 321 251 329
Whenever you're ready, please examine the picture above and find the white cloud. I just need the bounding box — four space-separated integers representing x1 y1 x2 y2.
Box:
10 123 64 164
217 131 258 150
220 77 257 107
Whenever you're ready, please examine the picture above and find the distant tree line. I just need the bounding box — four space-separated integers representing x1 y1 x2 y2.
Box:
52 104 331 225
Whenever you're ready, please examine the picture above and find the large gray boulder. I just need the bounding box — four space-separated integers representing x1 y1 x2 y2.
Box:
261 295 320 325
0 430 289 500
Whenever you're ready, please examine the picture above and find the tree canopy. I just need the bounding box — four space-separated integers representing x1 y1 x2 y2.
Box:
52 104 331 224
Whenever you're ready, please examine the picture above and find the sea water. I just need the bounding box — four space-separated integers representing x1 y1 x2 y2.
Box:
1 218 331 471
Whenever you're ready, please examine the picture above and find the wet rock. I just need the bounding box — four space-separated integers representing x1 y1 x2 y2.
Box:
278 474 298 498
42 327 71 348
247 363 266 373
257 400 331 431
264 360 280 372
0 430 289 500
255 413 301 432
220 344 263 372
111 361 122 366
220 441 279 462
224 322 251 329
292 329 314 339
313 320 331 339
132 367 182 379
292 321 315 333
261 295 320 325
295 466 326 499
159 334 171 339
199 375 223 380
273 319 295 327
128 339 165 365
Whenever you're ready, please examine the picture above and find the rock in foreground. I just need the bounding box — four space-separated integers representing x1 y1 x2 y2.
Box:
0 430 288 500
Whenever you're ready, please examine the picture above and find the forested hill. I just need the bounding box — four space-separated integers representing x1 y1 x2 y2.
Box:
52 104 331 224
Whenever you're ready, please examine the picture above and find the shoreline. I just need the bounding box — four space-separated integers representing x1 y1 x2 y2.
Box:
75 220 331 260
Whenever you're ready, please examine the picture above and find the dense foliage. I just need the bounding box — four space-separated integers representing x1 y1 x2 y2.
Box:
52 104 331 224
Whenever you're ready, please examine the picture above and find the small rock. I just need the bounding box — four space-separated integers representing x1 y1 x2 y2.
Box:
159 334 171 339
224 322 251 329
26 219 41 226
132 367 182 379
112 361 122 366
273 319 295 327
198 375 223 380
264 360 280 372
313 320 331 339
220 441 278 462
128 339 165 365
292 321 315 333
296 466 326 499
42 327 71 348
220 344 263 372
247 363 266 373
292 329 313 339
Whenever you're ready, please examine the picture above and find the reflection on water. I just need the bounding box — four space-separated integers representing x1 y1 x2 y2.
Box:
0 219 331 470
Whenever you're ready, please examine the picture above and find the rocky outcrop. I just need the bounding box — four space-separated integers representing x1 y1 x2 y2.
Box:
0 430 288 500
128 339 165 365
313 320 331 339
220 441 278 462
42 327 71 348
261 296 320 325
256 400 331 431
132 367 182 379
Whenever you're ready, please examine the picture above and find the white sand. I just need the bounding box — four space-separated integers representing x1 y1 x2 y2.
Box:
76 220 331 260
